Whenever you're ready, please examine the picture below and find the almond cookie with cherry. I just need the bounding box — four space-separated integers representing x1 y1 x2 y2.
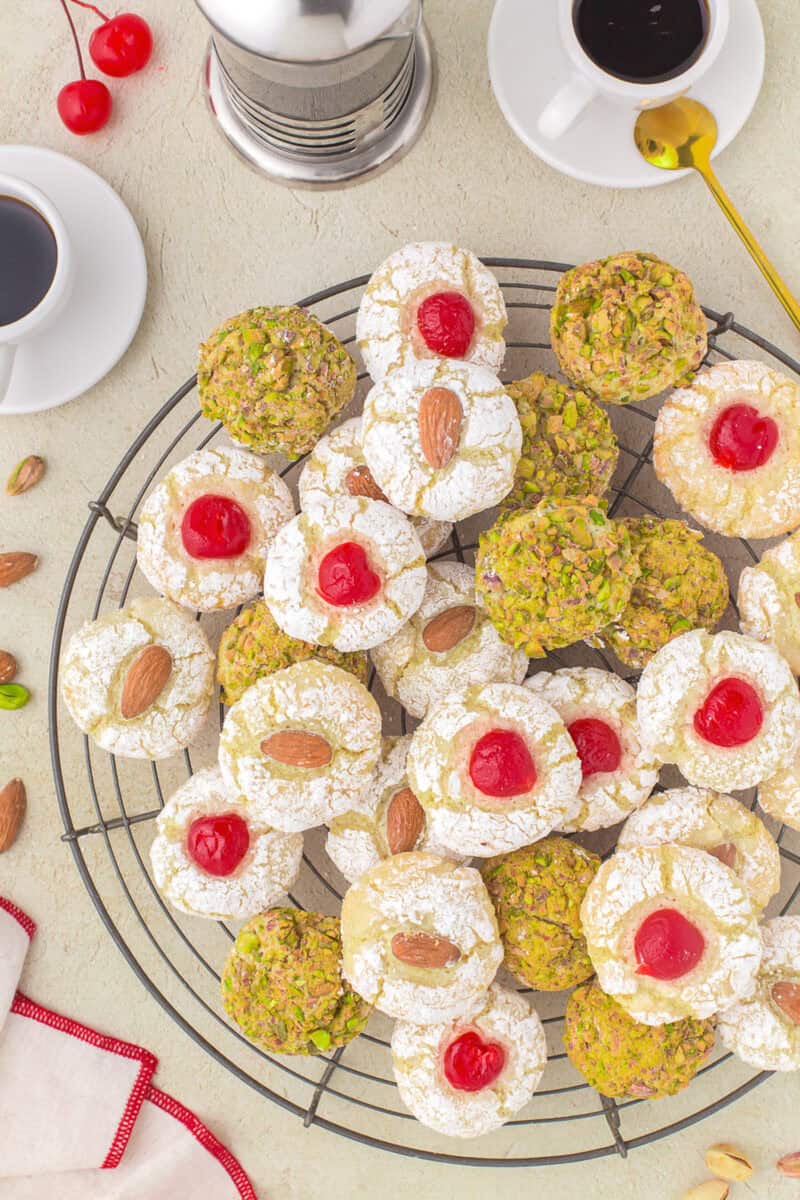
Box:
340 852 503 1024
137 445 294 611
718 916 800 1071
361 359 521 523
391 984 546 1138
581 844 763 1025
370 562 528 721
406 682 582 858
525 668 658 833
356 241 507 382
738 530 800 674
617 786 780 913
636 629 800 792
60 595 214 759
150 767 303 920
263 495 426 652
653 360 800 538
219 660 381 833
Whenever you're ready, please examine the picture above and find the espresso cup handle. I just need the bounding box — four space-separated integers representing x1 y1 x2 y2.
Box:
0 345 16 402
537 74 598 140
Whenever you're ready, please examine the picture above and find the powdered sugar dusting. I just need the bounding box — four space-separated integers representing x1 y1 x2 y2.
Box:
738 529 800 673
718 916 800 1070
758 745 800 832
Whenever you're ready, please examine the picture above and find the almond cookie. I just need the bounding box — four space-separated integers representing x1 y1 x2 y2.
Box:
653 360 800 538
370 562 528 720
262 495 426 652
150 767 302 920
298 417 451 557
341 852 503 1024
325 737 465 884
617 786 780 912
718 916 800 1071
356 241 507 382
406 682 581 857
391 983 546 1138
525 668 658 833
218 661 381 833
60 596 214 759
738 531 800 674
361 359 521 523
636 629 800 792
137 445 294 611
758 747 800 832
581 844 763 1024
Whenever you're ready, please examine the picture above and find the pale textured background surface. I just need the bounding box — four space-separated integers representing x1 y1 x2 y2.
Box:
2 0 800 1195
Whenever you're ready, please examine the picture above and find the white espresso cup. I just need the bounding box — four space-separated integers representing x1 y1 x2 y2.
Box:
538 0 730 140
0 174 73 403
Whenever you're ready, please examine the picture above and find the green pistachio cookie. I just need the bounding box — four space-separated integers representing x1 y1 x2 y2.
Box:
550 251 707 404
221 908 372 1055
198 306 357 460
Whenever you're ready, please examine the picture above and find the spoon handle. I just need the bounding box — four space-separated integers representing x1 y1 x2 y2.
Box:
698 163 800 335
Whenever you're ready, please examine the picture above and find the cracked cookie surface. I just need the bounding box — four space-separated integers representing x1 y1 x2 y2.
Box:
718 916 800 1071
738 529 800 674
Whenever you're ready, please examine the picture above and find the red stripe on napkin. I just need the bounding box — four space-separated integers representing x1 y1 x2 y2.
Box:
0 897 36 940
147 1086 258 1200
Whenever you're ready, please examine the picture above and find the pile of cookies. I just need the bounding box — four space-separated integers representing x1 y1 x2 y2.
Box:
60 243 800 1140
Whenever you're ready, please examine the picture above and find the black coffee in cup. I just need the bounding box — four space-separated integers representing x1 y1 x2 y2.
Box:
0 195 58 326
573 0 710 84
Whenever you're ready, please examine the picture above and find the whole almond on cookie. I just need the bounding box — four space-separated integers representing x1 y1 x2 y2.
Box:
0 779 26 852
0 651 17 684
386 787 425 854
345 465 389 503
422 605 476 652
391 931 461 968
120 644 173 719
0 553 38 588
261 730 333 768
772 981 800 1025
707 843 737 869
418 387 463 469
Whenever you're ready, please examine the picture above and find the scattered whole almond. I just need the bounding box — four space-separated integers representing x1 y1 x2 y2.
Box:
120 644 173 719
6 455 45 497
771 981 800 1025
705 1143 753 1182
0 552 38 588
0 651 17 684
777 1151 800 1178
391 931 461 968
345 465 389 503
0 778 26 852
386 787 425 854
681 1181 729 1200
418 386 463 470
261 730 332 768
707 843 737 869
422 605 476 653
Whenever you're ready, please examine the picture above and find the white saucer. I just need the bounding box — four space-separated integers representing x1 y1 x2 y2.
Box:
0 146 147 415
488 0 765 189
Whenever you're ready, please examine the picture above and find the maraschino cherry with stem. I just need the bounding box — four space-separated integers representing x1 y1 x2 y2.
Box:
70 0 153 77
57 0 112 135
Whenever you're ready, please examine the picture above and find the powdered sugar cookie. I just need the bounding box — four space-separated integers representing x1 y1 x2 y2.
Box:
356 241 507 382
150 767 302 920
718 916 800 1071
581 845 763 1025
617 786 780 912
219 661 381 833
653 360 800 538
636 629 800 792
326 737 465 884
391 984 546 1138
759 747 800 832
60 596 214 759
298 417 451 557
137 445 294 611
406 682 581 857
371 563 528 720
340 852 503 1024
262 495 426 652
738 531 800 674
525 668 658 833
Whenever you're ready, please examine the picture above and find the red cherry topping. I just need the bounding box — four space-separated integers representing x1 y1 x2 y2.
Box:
443 1030 506 1093
57 78 112 134
708 403 779 471
316 541 381 607
468 729 537 798
187 813 250 878
181 494 252 560
693 677 763 748
634 907 706 980
567 717 622 779
90 13 153 77
416 291 476 358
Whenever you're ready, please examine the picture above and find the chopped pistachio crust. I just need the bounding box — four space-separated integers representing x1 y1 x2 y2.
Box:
564 981 715 1099
503 371 619 510
594 517 728 668
198 306 357 460
475 499 639 657
481 837 600 991
221 908 371 1055
550 252 707 404
217 599 369 707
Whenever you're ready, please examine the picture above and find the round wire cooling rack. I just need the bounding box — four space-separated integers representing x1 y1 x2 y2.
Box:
50 259 800 1167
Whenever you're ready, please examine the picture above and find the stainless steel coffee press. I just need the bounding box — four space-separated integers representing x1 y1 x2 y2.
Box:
195 0 435 187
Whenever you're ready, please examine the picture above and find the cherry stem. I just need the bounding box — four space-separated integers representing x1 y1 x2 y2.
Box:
59 0 86 79
68 0 111 21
